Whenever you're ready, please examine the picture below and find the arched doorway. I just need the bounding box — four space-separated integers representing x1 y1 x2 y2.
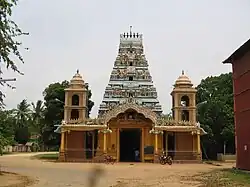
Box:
108 108 153 162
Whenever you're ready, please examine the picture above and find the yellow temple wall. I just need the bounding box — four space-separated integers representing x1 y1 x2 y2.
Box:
97 133 103 151
144 128 153 146
107 128 117 158
159 134 163 151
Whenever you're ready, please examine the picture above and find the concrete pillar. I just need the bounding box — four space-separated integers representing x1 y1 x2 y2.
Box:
117 128 120 162
165 132 168 152
155 133 158 154
60 132 65 151
103 132 107 153
59 131 66 161
92 131 95 158
141 128 145 162
197 132 201 154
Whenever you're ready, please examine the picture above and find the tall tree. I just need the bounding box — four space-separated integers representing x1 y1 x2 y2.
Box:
42 81 67 148
13 99 31 144
42 80 94 149
87 88 94 118
0 0 28 108
0 109 15 154
13 99 31 128
31 100 45 146
31 100 45 130
196 73 234 159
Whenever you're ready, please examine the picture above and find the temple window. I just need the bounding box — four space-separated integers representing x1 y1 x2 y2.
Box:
129 76 133 81
72 94 79 106
180 95 190 107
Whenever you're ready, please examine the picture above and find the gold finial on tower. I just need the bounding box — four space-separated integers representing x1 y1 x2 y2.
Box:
182 70 184 75
77 69 79 74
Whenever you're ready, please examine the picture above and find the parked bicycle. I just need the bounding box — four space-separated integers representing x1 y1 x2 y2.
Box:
158 151 173 165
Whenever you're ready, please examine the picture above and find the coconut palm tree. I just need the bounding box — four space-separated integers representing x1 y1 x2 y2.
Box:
31 100 45 135
12 99 32 144
13 99 31 128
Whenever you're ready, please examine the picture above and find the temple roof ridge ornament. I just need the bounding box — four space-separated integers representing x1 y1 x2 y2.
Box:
65 69 86 89
174 70 193 87
120 26 143 42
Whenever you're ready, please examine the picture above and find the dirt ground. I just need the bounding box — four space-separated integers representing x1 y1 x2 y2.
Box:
0 171 34 187
0 172 21 187
0 153 235 187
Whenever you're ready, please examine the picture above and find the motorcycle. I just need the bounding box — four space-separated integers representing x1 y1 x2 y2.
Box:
159 152 173 165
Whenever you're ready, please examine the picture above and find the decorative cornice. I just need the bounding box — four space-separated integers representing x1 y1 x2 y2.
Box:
172 106 196 110
61 117 105 126
102 102 158 125
149 128 163 134
156 117 196 126
98 128 112 134
154 125 207 135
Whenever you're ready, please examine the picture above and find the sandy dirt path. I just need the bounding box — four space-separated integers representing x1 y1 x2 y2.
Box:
0 153 234 187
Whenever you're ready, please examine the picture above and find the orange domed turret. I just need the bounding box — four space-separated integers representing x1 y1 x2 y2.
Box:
174 70 193 87
171 70 197 123
68 69 85 89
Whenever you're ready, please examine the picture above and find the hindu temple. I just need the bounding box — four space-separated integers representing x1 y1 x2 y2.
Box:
55 29 206 163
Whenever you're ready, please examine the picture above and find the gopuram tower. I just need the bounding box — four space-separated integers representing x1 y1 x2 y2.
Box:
98 28 163 116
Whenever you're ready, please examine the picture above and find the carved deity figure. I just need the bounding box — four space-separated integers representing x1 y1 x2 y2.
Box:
117 69 127 78
121 54 129 64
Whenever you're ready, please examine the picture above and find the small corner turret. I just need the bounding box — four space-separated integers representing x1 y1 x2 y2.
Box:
171 70 197 123
64 70 88 122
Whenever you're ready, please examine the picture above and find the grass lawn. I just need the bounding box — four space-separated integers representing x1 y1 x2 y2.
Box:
2 152 14 155
225 169 250 185
32 153 59 161
200 168 250 187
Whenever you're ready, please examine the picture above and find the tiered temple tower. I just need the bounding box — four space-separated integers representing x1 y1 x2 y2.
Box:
64 70 88 122
171 71 197 123
98 29 163 116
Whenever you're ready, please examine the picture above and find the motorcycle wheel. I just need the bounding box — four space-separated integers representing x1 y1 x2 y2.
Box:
167 157 173 165
160 158 166 165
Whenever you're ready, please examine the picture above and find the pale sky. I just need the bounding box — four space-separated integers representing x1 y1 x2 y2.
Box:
2 0 250 117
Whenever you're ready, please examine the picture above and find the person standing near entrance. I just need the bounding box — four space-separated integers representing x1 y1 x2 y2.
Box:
134 149 140 162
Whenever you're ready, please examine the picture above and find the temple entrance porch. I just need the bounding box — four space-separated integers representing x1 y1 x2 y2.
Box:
104 108 153 162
